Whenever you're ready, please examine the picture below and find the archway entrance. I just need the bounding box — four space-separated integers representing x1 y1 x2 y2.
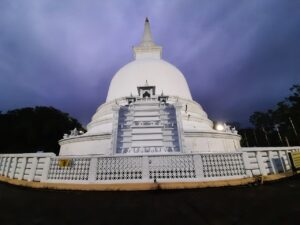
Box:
143 91 151 98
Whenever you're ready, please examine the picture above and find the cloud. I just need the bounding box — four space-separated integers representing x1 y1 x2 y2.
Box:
0 0 300 126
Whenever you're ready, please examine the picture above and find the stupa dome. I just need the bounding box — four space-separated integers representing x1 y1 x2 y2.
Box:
58 18 241 156
106 58 192 102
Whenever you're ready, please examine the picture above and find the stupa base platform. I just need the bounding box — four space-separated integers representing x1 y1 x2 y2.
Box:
0 171 294 191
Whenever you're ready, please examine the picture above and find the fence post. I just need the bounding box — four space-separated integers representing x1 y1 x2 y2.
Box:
242 152 253 177
142 156 150 182
0 157 7 176
28 157 38 181
5 157 12 177
256 152 268 176
9 157 17 179
0 157 2 176
88 157 98 182
278 151 286 172
285 150 292 170
18 157 27 180
193 154 203 179
41 157 51 182
267 151 276 174
1 157 7 176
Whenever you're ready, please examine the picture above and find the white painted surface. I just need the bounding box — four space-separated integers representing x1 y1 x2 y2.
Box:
59 134 111 156
1 147 299 185
107 19 192 102
60 96 241 155
106 58 192 102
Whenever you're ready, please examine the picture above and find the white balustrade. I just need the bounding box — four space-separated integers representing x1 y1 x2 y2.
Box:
0 147 299 184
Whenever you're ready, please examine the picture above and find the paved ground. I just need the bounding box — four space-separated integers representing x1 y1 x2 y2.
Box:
0 176 299 225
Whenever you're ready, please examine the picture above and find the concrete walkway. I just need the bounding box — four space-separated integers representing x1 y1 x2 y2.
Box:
0 175 299 225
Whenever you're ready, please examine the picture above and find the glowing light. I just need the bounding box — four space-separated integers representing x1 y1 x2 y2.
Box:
216 124 224 131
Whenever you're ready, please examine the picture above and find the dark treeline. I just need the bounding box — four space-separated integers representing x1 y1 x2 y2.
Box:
0 106 85 155
239 84 300 147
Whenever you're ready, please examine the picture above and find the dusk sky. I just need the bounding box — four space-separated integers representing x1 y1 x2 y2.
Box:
1 0 300 127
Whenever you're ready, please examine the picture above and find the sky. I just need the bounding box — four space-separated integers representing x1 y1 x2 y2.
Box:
0 0 300 127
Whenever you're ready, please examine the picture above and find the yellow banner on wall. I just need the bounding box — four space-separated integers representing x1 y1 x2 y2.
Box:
290 152 300 173
58 159 72 168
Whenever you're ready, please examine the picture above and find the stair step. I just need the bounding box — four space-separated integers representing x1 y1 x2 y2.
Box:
116 99 181 153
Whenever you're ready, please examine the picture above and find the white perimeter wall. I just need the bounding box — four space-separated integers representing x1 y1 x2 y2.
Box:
0 147 299 184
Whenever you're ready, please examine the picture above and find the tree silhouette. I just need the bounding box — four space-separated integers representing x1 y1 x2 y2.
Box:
240 84 300 147
0 106 85 155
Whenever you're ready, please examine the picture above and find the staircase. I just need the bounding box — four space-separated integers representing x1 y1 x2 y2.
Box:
115 98 181 154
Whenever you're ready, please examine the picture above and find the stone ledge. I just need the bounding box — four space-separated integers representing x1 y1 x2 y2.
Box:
261 171 294 181
59 133 111 145
184 131 241 139
0 172 295 191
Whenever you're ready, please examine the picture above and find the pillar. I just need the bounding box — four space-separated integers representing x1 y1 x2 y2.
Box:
88 157 98 182
142 156 150 181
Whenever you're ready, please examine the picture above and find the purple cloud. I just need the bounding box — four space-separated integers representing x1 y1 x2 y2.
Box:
0 0 300 126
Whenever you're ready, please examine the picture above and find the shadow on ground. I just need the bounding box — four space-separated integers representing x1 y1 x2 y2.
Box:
0 176 299 225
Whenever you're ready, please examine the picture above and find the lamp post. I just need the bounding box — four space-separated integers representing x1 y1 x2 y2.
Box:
285 136 290 147
289 117 298 137
274 124 283 146
253 129 258 146
288 117 300 145
262 127 270 146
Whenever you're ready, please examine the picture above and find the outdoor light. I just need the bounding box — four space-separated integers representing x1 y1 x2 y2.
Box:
215 123 225 131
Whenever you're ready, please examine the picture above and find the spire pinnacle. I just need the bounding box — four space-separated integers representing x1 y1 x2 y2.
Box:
133 18 162 60
141 17 154 45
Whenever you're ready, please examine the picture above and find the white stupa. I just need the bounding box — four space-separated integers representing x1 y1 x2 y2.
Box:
0 18 297 191
59 18 241 156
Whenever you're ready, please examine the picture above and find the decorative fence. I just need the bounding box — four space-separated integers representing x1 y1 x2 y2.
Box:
241 147 300 176
0 147 299 184
0 153 54 182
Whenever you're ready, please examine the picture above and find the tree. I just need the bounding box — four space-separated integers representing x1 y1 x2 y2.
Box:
245 84 300 147
0 106 85 155
287 85 300 129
